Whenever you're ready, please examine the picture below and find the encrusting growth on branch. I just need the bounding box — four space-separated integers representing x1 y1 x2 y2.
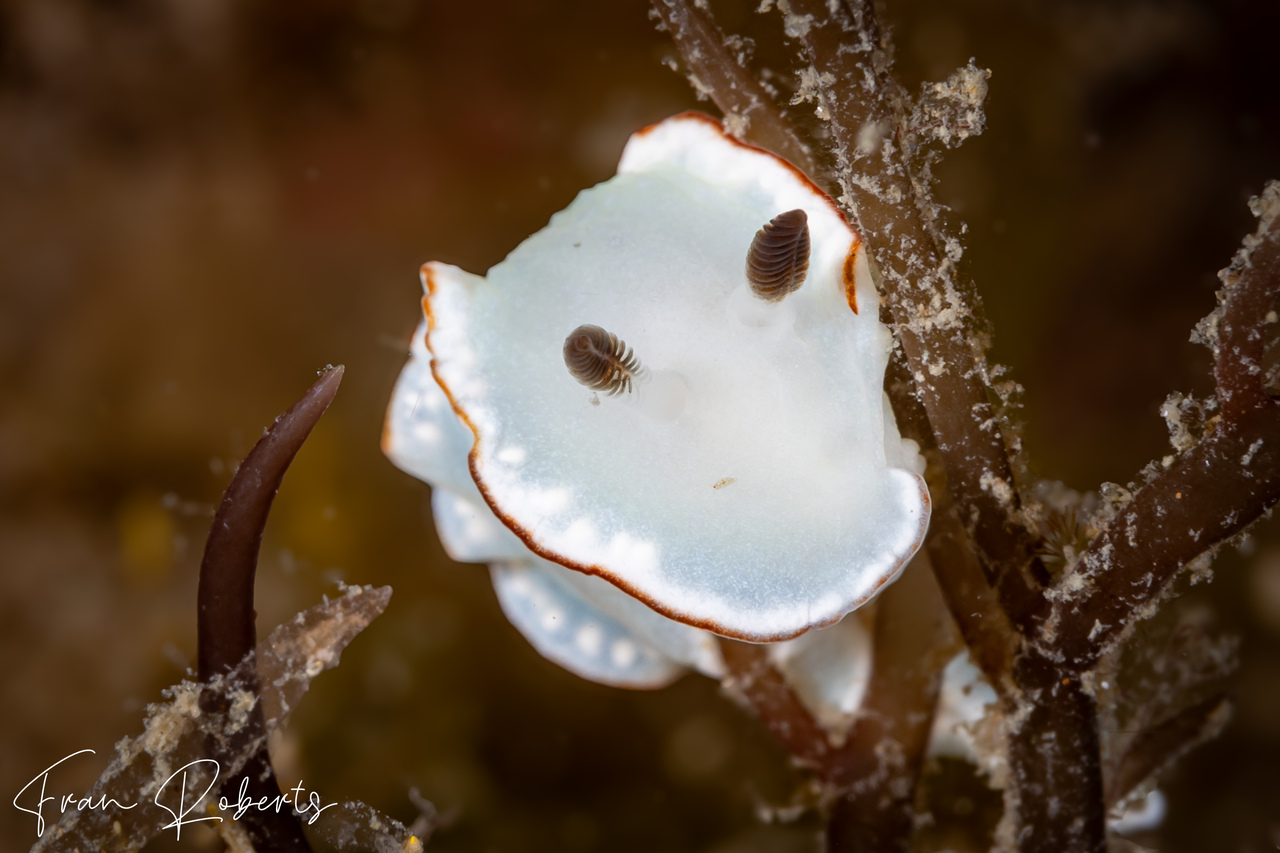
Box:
1049 184 1280 667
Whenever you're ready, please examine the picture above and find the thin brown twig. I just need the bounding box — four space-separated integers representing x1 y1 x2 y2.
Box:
1051 197 1280 667
1105 692 1231 809
823 557 956 853
924 491 1019 688
723 558 955 853
197 365 345 853
719 639 835 773
884 345 1023 688
651 0 816 175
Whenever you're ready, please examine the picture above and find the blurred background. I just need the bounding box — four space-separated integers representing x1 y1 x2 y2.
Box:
0 0 1277 850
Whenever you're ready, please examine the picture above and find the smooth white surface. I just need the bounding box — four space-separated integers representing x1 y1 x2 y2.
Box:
384 327 723 686
382 320 476 498
769 611 874 731
929 649 999 759
1109 789 1166 835
491 560 686 688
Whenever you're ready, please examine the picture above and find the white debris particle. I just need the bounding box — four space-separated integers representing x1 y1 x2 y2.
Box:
1046 567 1091 602
1242 439 1264 466
980 471 1015 507
1187 551 1215 585
306 648 336 678
907 60 991 150
856 120 887 156
723 111 750 140
791 66 835 107
225 688 257 734
141 681 200 759
783 12 814 38
1160 393 1196 453
685 72 713 101
1248 180 1280 228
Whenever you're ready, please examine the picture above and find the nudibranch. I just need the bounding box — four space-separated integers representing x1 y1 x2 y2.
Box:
385 112 929 684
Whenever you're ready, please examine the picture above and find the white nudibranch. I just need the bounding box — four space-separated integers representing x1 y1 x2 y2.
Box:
384 112 930 690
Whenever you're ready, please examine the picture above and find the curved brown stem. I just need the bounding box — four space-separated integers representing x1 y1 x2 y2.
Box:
197 365 344 853
1052 196 1280 668
723 557 955 853
925 494 1019 688
1106 692 1231 809
719 640 834 772
824 557 955 853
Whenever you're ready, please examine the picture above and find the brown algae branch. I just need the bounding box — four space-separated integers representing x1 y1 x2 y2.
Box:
722 559 954 853
197 365 345 853
198 364 345 679
1105 692 1231 810
1052 189 1280 667
886 347 1021 689
782 0 1046 631
1051 404 1280 667
823 557 955 853
775 3 1102 849
651 0 816 177
719 640 836 773
1213 182 1280 411
29 585 392 853
1008 186 1280 853
923 491 1018 688
1004 653 1107 853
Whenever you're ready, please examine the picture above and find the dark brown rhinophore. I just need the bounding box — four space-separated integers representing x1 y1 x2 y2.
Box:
746 208 811 302
563 324 643 395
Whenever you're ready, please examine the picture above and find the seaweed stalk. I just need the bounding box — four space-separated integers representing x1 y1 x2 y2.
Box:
652 0 816 175
197 365 344 853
